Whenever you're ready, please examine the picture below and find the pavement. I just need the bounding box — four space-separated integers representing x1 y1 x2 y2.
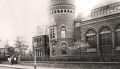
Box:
0 63 63 69
1 61 120 69
0 64 33 69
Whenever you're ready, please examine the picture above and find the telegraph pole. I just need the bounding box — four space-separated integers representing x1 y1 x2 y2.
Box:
33 42 37 69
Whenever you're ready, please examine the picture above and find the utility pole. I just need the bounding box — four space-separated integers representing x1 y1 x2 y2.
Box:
33 42 37 69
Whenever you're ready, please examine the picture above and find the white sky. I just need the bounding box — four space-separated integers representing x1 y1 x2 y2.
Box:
0 0 120 48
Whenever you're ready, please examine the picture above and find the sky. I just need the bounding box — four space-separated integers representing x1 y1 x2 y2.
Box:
0 0 120 48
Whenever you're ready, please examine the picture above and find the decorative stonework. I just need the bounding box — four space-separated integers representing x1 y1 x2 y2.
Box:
50 0 75 57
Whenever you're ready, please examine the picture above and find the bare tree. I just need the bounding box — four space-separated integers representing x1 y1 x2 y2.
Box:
7 47 16 56
4 41 16 57
14 36 28 56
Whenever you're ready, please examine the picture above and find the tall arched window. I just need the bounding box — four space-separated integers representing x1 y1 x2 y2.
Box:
99 26 112 60
86 29 97 48
61 26 66 38
99 27 112 46
115 25 120 48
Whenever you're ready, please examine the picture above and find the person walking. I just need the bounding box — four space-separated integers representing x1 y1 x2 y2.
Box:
8 56 11 64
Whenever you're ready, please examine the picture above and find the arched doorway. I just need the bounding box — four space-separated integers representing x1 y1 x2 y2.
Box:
86 29 97 60
114 25 120 60
99 26 112 61
61 42 68 55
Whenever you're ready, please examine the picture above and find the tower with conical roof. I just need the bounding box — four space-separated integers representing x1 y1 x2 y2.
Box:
49 0 75 58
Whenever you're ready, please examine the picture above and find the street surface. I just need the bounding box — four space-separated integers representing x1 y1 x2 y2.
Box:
0 66 64 69
1 62 120 69
0 64 64 69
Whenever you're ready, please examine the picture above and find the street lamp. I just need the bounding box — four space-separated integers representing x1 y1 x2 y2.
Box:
33 42 37 69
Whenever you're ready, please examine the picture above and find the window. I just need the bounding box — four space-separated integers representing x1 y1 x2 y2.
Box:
99 27 112 46
61 9 63 13
70 10 72 13
57 9 60 13
61 42 67 55
61 42 67 47
54 10 56 13
50 29 52 39
64 9 66 13
51 10 53 14
86 29 97 48
61 26 66 38
50 26 56 39
115 25 120 47
99 26 113 59
61 49 67 55
67 9 69 12
52 29 55 38
52 48 55 56
75 23 80 27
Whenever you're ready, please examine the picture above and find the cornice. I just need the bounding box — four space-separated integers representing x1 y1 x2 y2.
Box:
80 13 120 26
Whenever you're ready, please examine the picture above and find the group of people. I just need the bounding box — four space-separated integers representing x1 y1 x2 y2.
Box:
8 55 18 64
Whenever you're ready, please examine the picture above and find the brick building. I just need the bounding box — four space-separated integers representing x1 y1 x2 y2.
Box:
49 0 75 60
49 1 120 61
74 2 120 61
0 48 8 60
32 35 49 61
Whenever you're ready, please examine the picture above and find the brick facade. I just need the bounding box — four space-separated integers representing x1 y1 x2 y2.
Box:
32 35 49 61
49 1 120 61
49 0 75 58
74 10 120 62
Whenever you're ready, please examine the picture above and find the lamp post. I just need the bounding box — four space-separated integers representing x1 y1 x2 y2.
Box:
33 42 37 69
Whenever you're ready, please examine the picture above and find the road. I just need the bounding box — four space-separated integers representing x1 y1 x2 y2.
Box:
0 66 64 69
1 63 120 69
0 65 64 69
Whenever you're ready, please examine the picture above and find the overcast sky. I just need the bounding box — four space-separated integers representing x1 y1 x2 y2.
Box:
0 0 120 48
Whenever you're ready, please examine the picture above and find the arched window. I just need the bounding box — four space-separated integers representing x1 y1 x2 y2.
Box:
52 48 55 56
67 9 69 12
99 26 112 60
61 26 66 38
54 10 56 14
61 42 67 55
70 10 72 13
61 9 63 13
61 49 67 55
57 9 60 13
115 25 120 47
64 9 66 13
86 29 97 48
99 27 112 46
